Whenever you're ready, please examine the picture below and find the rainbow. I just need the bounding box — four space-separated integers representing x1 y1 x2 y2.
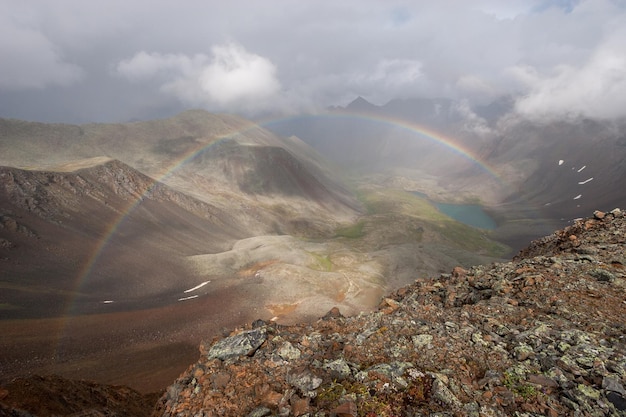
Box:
54 109 508 357
259 110 503 181
63 109 504 316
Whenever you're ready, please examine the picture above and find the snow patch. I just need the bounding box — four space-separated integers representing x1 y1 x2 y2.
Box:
102 300 114 304
573 194 582 200
577 165 586 173
184 280 210 293
558 160 564 166
578 177 593 185
178 295 199 302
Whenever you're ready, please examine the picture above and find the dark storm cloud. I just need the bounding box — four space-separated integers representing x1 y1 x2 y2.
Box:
1 0 625 122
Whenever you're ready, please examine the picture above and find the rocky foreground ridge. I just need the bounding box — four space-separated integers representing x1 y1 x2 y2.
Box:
155 210 626 417
1 210 625 416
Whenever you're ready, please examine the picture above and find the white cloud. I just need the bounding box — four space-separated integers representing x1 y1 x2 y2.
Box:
367 59 423 87
512 28 626 120
115 42 281 114
338 59 425 104
456 74 499 102
455 99 494 136
198 43 281 107
473 0 534 19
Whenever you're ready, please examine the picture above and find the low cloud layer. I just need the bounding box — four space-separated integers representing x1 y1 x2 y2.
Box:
513 27 626 120
1 0 625 122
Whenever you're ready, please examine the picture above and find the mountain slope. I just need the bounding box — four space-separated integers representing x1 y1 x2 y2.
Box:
489 118 626 221
155 209 626 417
0 158 246 318
0 110 361 236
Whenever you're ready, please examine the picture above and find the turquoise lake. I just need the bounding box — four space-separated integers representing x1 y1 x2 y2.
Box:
412 191 497 230
435 202 497 230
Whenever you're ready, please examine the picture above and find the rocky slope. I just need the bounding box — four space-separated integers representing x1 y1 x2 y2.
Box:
0 375 159 417
152 209 626 417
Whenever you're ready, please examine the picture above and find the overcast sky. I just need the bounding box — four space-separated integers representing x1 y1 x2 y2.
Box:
1 0 625 123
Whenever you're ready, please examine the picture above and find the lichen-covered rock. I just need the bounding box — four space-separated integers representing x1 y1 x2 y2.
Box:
412 333 433 348
590 268 616 282
205 327 267 360
278 341 302 361
288 370 323 397
431 376 462 409
322 358 352 380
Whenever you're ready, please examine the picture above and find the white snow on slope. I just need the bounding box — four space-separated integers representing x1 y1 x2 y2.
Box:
578 177 593 185
184 280 210 293
178 295 199 302
574 194 582 200
577 165 586 173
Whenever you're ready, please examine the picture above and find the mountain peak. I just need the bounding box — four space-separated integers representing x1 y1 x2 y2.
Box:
344 96 378 112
